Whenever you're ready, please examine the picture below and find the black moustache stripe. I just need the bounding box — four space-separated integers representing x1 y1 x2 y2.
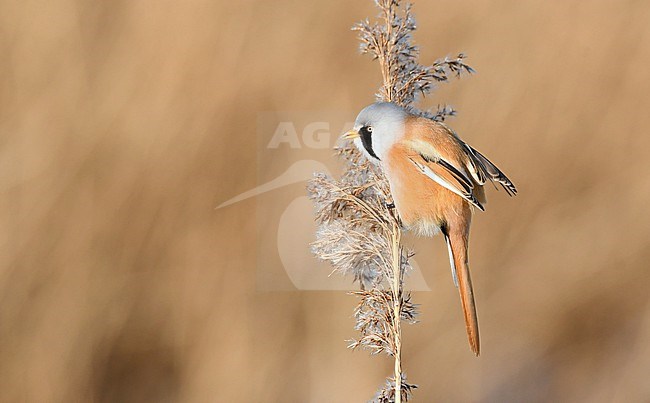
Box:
359 126 380 160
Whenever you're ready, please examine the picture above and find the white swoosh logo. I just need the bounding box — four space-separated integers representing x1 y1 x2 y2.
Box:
216 159 331 208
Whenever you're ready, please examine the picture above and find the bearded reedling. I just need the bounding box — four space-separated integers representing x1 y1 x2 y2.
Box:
343 102 517 355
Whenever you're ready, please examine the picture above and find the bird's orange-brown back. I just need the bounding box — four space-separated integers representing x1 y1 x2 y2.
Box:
383 117 483 229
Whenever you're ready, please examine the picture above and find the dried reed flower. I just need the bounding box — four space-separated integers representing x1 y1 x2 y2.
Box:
308 0 473 401
373 374 418 403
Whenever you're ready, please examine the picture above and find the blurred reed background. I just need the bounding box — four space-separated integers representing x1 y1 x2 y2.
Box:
1 0 650 401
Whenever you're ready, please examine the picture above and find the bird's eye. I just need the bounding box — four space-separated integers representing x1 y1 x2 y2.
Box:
366 126 373 133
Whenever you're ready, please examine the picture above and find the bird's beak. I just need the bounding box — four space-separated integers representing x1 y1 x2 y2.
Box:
342 129 360 140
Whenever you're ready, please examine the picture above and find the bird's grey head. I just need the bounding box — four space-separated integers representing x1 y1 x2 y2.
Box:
344 102 408 162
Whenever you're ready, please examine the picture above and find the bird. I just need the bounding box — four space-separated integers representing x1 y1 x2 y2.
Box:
342 102 516 356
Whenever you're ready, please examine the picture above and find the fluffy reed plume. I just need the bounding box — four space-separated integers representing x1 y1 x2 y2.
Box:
308 1 473 401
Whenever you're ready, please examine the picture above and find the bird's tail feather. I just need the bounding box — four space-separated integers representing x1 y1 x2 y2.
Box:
445 232 480 356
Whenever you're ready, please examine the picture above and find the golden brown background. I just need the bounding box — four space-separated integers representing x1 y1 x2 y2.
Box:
2 0 650 401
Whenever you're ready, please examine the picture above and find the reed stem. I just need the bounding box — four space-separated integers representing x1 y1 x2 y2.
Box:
391 220 402 403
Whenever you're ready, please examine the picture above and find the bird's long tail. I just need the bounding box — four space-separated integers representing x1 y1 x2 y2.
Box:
444 230 480 356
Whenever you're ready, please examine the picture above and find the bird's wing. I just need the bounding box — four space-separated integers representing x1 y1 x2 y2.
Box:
406 149 485 211
462 143 517 196
405 117 517 197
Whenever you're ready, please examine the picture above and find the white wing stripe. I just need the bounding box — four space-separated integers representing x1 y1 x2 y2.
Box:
409 158 485 211
465 158 485 185
409 159 467 199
